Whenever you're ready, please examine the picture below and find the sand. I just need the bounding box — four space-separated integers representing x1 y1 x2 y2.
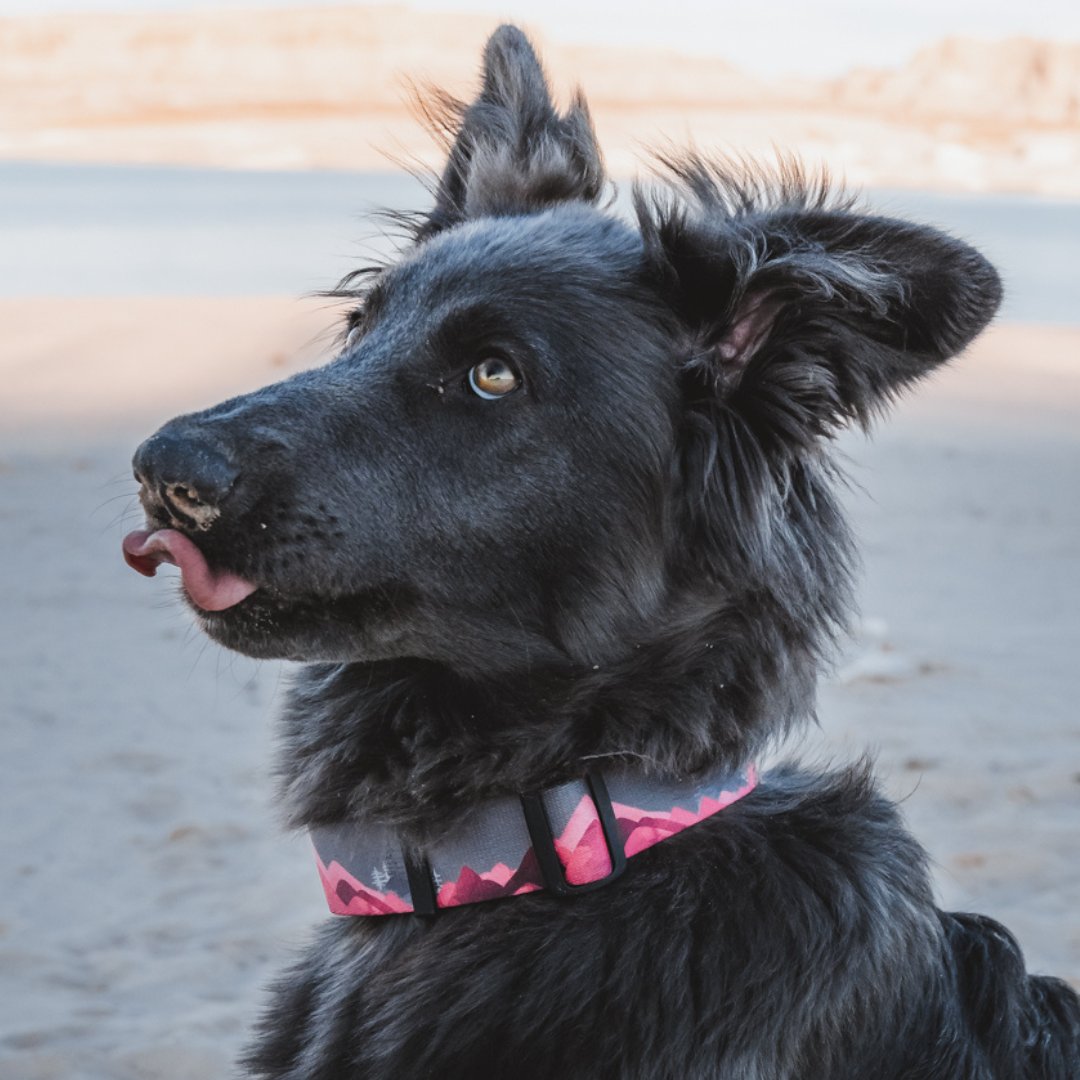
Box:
0 300 1078 1078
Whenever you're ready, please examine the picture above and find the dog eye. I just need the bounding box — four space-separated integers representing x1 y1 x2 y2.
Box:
344 325 362 351
467 358 520 399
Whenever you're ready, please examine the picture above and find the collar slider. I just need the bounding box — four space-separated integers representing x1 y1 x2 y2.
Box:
520 771 627 896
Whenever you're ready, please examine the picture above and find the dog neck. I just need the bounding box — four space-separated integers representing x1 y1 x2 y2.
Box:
275 595 820 841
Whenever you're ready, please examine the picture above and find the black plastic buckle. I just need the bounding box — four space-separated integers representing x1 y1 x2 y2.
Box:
520 771 627 896
403 850 438 916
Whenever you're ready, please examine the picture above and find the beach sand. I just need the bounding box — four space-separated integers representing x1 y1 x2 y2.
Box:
1 299 1077 1078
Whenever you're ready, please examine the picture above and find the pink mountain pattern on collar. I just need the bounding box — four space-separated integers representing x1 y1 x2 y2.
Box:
312 763 757 916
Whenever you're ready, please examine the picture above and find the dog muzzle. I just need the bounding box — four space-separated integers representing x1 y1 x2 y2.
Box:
310 762 758 916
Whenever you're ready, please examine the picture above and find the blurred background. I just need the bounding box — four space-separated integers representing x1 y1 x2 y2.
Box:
1 3 1077 1077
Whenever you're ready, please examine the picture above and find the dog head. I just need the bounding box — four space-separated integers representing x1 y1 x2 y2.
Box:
125 27 1001 695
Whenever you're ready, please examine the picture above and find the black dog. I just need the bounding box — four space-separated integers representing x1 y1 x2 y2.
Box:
123 26 1079 1079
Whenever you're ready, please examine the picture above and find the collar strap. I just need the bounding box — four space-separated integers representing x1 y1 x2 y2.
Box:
311 762 757 916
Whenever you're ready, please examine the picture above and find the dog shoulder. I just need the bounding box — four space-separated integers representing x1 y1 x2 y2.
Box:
941 910 1080 1076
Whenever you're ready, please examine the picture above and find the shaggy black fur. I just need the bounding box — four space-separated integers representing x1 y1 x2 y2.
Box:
129 25 1080 1079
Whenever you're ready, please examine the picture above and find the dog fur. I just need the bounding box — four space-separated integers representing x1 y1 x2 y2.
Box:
130 25 1080 1079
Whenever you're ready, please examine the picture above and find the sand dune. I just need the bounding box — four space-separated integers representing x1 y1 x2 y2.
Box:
1 7 1078 195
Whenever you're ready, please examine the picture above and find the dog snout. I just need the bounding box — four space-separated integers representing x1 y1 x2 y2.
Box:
133 428 240 531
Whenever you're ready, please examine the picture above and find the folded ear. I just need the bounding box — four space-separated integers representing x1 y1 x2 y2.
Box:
415 25 605 239
638 157 1003 451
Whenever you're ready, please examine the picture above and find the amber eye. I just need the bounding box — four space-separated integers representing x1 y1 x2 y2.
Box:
468 357 520 399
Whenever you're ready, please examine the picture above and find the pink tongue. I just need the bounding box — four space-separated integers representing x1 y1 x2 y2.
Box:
122 529 258 612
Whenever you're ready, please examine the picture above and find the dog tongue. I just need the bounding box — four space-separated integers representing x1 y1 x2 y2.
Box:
122 529 257 612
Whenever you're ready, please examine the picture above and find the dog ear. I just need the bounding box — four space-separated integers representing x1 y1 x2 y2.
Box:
638 157 1003 451
415 24 605 238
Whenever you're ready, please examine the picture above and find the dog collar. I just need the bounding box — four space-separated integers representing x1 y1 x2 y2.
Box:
310 762 757 916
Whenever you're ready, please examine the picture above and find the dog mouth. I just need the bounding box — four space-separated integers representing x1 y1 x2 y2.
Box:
122 528 259 612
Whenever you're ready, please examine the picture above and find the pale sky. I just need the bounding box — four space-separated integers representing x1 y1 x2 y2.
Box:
2 0 1078 77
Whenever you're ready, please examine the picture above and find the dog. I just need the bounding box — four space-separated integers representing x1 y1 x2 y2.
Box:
122 25 1080 1079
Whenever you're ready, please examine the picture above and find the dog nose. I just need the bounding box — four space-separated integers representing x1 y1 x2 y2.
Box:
133 429 240 528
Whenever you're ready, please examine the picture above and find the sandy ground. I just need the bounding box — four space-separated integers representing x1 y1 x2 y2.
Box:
0 300 1078 1078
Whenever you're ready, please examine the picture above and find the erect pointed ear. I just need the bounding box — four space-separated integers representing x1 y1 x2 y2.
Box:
414 24 605 239
637 157 1003 452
